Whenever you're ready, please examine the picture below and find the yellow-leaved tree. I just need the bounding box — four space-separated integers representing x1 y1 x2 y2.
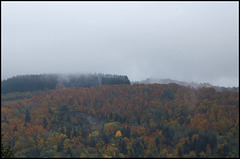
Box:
115 130 122 138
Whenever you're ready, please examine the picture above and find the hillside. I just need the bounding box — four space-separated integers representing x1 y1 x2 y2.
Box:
1 83 239 158
1 73 130 94
134 78 239 92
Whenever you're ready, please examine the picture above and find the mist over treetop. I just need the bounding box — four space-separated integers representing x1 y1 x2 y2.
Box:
1 73 130 94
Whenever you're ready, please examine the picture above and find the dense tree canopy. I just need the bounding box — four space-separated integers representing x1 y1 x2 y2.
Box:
1 73 130 94
1 83 239 158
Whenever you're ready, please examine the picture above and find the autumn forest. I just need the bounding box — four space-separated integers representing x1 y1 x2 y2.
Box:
1 74 239 158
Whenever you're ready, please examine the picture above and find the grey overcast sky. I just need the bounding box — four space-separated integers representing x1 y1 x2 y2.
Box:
1 1 239 87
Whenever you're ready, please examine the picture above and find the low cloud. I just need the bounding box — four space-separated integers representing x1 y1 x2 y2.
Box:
1 2 239 87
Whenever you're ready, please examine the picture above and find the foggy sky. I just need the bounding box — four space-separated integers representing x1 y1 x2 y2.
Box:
1 2 239 87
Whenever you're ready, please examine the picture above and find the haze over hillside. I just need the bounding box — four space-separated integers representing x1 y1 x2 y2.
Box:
133 78 213 88
1 73 239 94
1 73 130 94
1 2 239 158
133 78 239 92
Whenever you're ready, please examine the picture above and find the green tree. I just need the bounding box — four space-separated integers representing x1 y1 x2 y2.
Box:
1 134 14 158
66 147 72 158
43 117 48 129
25 108 31 123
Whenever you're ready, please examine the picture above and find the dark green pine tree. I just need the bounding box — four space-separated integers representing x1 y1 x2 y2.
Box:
43 117 48 129
66 128 71 139
178 147 182 157
73 127 78 138
66 147 72 158
118 138 128 155
1 133 14 158
25 109 31 123
13 126 17 132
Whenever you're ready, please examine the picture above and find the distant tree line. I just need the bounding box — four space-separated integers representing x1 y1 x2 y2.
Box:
1 73 130 94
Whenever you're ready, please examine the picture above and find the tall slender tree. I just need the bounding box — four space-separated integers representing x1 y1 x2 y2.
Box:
25 109 31 123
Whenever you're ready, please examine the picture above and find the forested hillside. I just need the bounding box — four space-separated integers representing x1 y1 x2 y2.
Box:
1 73 130 94
1 83 239 158
134 78 239 92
